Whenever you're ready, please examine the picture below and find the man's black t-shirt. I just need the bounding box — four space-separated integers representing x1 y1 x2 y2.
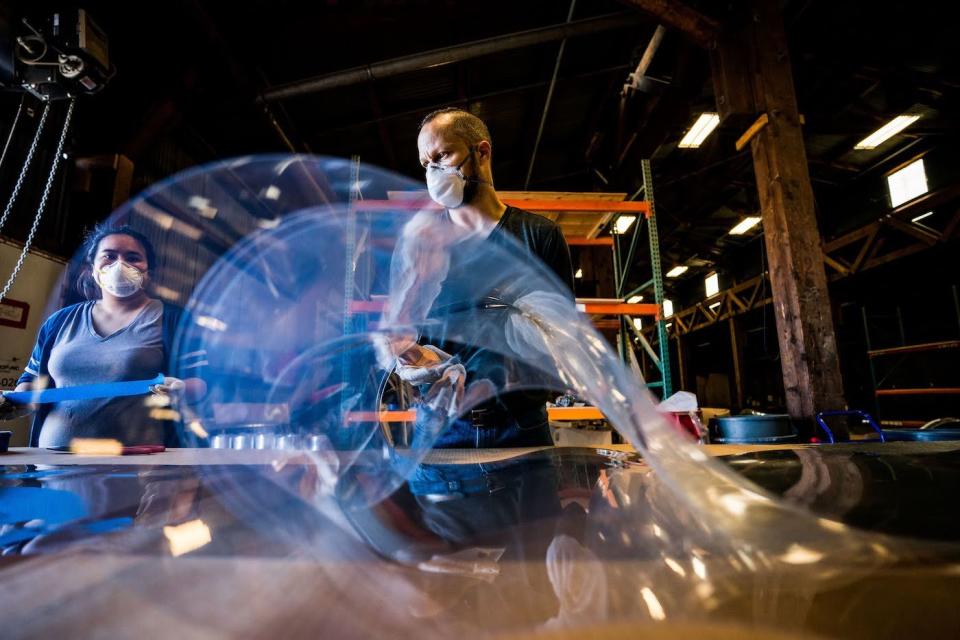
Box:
492 206 574 293
423 206 574 446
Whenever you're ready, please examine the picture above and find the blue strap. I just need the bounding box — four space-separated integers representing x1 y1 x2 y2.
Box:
2 374 165 404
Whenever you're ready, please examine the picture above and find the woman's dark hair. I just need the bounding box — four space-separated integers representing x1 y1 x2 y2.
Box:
76 224 157 300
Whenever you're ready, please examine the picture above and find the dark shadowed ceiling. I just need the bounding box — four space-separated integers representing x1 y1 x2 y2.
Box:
1 0 958 306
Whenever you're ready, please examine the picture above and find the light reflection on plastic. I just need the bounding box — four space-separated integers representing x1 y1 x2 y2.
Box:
664 557 686 577
144 393 169 408
149 408 180 421
640 587 666 621
779 544 824 565
718 493 749 518
695 582 715 600
188 420 209 438
187 195 218 219
818 518 846 533
196 315 229 332
153 285 181 302
69 438 122 456
692 556 707 581
164 519 212 557
136 202 203 240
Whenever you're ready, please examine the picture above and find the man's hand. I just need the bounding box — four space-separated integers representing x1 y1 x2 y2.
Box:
380 335 442 367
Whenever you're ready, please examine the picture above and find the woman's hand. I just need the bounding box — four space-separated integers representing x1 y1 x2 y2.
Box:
0 394 33 421
149 377 207 405
149 376 186 399
1 381 35 421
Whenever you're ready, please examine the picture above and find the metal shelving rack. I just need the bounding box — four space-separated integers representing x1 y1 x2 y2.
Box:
611 158 672 398
347 160 672 433
862 291 960 427
865 340 960 427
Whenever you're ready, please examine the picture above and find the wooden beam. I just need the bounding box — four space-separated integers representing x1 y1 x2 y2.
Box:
943 207 960 240
735 112 769 152
850 226 880 272
885 216 940 245
618 0 721 49
823 222 880 253
566 237 614 246
822 254 851 276
717 0 845 420
728 289 748 312
587 212 616 239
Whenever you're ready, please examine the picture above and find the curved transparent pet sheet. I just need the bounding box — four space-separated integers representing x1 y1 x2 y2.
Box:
19 154 958 638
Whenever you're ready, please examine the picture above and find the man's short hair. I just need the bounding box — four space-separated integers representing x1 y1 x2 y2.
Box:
419 107 492 147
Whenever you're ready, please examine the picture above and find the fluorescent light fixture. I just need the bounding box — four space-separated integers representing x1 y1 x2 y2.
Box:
633 317 643 330
663 299 674 318
705 272 719 298
574 268 583 279
887 158 928 207
678 112 720 148
729 216 762 235
855 114 920 150
666 266 688 278
911 211 934 223
709 301 721 310
614 215 637 234
627 295 643 303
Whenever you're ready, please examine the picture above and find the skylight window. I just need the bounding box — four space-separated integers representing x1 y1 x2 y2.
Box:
887 158 928 208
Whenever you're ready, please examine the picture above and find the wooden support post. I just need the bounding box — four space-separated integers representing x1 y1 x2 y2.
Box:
728 317 744 411
714 0 845 420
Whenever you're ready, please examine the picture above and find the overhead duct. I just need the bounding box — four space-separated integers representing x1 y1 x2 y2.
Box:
260 12 644 102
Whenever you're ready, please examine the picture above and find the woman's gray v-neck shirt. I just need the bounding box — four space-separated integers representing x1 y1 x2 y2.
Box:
38 300 165 447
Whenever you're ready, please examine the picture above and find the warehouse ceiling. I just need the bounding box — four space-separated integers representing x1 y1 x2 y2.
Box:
1 0 958 303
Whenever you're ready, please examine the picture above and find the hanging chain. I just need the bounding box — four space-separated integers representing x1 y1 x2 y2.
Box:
0 101 51 235
0 95 28 177
0 98 75 303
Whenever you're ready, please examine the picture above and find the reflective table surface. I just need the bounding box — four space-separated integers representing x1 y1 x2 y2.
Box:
2 443 960 638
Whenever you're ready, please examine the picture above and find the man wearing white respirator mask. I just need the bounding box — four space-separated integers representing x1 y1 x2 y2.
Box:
2 225 206 447
382 108 573 448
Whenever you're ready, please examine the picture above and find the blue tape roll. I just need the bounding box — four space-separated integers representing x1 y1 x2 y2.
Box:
2 373 165 404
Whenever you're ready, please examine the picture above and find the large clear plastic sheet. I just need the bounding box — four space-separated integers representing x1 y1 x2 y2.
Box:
5 155 960 638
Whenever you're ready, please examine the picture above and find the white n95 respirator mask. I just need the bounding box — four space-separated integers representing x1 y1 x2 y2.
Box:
425 149 487 209
95 261 145 298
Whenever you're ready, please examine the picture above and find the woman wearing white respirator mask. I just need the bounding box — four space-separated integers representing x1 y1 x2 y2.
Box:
3 225 206 447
